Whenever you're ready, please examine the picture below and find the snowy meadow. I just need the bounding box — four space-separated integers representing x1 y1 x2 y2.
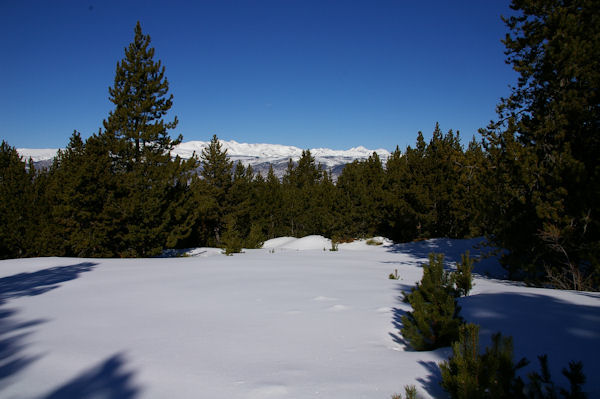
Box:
1 237 599 398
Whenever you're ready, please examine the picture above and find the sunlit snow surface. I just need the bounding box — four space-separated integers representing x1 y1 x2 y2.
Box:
0 237 598 398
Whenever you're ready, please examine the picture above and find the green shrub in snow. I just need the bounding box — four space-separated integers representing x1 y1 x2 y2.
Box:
401 253 462 351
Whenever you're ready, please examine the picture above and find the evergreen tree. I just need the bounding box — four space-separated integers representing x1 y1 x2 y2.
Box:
460 136 490 237
39 132 114 257
0 141 36 258
336 153 385 238
98 21 195 256
440 324 530 399
401 253 463 351
103 22 181 166
440 324 587 399
382 146 417 242
199 134 233 246
260 165 285 239
401 131 433 239
281 151 325 236
481 0 600 288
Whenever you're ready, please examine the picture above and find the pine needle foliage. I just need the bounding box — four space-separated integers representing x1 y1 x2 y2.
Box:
0 141 36 258
440 324 529 399
391 385 418 399
481 0 600 288
401 253 462 351
440 325 588 399
452 251 474 297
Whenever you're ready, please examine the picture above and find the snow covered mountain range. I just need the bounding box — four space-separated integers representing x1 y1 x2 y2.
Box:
18 139 391 178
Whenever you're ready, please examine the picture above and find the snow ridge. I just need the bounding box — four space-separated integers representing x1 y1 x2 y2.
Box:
18 140 390 163
18 139 391 177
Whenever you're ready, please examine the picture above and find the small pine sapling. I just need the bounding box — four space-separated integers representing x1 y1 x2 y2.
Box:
527 355 587 399
221 218 244 255
440 325 529 399
560 360 587 399
389 269 400 280
439 323 482 398
452 251 474 297
391 385 418 399
401 253 462 350
479 332 529 398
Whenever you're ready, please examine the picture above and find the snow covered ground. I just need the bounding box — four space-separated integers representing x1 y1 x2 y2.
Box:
0 237 598 398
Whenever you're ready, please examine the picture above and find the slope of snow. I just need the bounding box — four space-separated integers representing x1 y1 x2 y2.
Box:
0 238 598 399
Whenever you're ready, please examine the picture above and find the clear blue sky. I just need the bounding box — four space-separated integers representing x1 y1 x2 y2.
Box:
0 0 516 151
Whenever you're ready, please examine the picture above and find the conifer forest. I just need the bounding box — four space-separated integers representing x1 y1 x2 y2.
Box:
1 0 599 292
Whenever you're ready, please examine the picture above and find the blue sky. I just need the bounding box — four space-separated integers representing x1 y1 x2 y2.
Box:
0 0 516 151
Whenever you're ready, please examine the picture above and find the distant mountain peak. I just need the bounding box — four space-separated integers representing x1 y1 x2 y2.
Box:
17 139 391 178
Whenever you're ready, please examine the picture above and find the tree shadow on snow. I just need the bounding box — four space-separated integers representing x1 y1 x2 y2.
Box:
0 262 97 304
0 308 45 387
416 360 446 398
385 237 506 278
42 353 141 399
461 291 600 392
388 284 418 349
0 262 97 389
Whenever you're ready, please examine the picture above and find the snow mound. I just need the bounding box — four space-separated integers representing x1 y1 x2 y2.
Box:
262 236 298 249
264 235 332 250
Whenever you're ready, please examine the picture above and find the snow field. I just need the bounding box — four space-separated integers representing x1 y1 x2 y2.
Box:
0 237 598 398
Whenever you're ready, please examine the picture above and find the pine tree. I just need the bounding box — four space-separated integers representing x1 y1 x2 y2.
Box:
336 153 385 238
440 324 530 399
382 146 417 242
481 0 600 288
401 253 462 351
260 165 285 239
99 21 195 256
40 132 110 256
199 134 233 246
103 22 181 166
0 141 36 258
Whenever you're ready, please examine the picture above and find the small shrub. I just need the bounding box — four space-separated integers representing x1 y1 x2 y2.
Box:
527 355 587 399
221 219 243 255
401 253 462 350
452 251 474 297
440 324 529 398
391 385 418 399
330 239 339 251
389 269 400 280
366 237 383 246
440 324 588 399
439 323 482 398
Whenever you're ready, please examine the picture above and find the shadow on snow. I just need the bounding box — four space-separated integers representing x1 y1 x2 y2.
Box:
0 262 97 304
460 291 600 387
42 353 141 399
0 262 97 389
385 237 506 279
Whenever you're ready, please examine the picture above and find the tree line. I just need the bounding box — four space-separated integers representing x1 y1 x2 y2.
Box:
1 0 598 290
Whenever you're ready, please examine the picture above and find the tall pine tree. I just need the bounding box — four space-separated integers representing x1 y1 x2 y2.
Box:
481 0 600 288
100 21 196 256
0 141 36 258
